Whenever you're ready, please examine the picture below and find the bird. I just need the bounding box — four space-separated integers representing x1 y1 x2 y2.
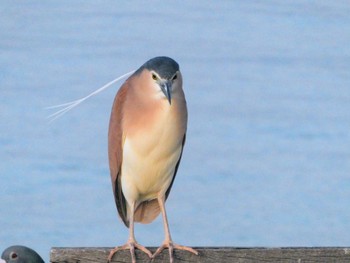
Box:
1 246 44 263
107 56 198 263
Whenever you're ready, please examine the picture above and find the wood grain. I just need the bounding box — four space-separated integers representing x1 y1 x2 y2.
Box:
50 247 350 263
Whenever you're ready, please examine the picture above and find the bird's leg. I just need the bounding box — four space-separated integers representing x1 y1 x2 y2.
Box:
152 195 198 262
107 202 152 263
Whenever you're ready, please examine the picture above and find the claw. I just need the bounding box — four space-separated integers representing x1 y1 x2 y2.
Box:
152 240 198 263
107 241 152 263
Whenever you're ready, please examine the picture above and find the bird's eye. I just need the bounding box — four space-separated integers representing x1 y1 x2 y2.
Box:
172 74 177 80
10 252 18 260
152 74 158 80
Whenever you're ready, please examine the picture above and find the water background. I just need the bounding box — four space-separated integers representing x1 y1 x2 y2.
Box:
1 1 350 262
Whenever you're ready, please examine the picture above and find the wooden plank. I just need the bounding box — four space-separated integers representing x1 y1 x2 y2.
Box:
50 247 350 263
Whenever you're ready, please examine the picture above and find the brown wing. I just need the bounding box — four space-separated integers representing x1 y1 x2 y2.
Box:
108 83 129 227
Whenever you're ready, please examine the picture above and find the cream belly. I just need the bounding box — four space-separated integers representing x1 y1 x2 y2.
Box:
121 107 185 207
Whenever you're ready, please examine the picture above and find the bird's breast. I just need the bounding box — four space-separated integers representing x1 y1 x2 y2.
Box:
121 99 187 204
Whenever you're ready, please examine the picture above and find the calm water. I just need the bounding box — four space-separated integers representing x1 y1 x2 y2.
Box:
1 1 350 261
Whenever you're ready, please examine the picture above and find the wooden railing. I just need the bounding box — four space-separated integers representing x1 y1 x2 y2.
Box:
50 247 350 262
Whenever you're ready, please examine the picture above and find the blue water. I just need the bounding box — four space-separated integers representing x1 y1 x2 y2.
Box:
1 1 350 262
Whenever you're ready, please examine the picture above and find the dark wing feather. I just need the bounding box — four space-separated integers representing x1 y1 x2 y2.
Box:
165 133 186 200
108 83 129 227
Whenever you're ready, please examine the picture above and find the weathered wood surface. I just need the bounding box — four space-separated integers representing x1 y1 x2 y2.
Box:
50 247 350 263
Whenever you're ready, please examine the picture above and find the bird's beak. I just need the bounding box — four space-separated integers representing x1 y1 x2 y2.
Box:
160 80 172 104
0 259 6 263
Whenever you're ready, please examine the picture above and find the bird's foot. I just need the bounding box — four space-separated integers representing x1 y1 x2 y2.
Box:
107 240 152 263
152 240 198 263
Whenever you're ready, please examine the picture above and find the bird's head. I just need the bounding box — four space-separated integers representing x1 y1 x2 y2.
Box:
1 246 44 263
138 56 182 104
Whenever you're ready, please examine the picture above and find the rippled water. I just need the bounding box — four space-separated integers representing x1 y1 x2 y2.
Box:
1 1 350 261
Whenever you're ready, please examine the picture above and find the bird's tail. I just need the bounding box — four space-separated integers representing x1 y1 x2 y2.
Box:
134 199 160 224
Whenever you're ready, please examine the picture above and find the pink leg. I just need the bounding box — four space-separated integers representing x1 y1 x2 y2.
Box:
108 202 152 263
152 195 198 263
